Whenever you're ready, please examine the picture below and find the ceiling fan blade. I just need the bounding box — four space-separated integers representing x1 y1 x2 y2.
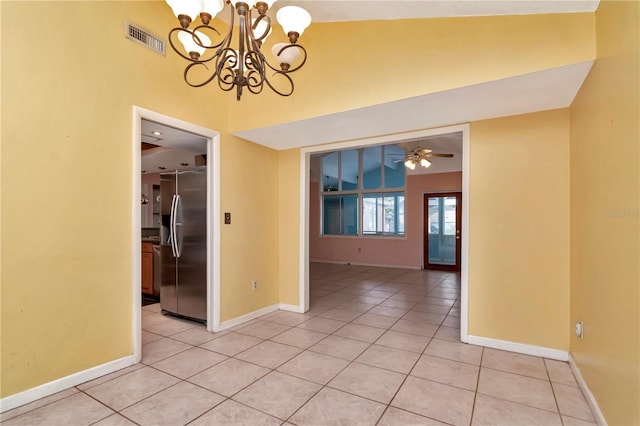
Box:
425 153 454 158
393 159 404 163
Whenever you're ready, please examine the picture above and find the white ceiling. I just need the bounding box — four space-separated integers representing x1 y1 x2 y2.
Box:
141 120 207 174
272 0 599 22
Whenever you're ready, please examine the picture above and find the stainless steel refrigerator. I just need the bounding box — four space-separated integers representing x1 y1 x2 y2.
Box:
160 169 207 323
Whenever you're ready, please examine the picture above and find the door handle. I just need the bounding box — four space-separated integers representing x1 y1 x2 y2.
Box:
173 195 182 258
170 195 178 258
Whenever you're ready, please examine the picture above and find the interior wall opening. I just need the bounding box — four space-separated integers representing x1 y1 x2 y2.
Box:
132 107 221 363
300 124 470 341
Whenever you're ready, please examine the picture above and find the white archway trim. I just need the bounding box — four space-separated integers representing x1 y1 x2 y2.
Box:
132 106 222 365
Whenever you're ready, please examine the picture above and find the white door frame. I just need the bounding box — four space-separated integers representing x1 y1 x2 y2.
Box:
132 106 221 362
298 123 470 342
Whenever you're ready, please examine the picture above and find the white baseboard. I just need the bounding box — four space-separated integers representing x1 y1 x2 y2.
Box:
0 355 137 413
279 303 304 313
467 335 569 361
568 354 608 426
219 304 280 330
309 259 421 270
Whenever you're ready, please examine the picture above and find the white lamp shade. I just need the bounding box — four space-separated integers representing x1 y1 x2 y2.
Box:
420 158 431 168
166 0 204 20
178 30 211 56
276 6 311 36
252 18 272 41
202 0 224 18
404 159 417 170
272 43 300 67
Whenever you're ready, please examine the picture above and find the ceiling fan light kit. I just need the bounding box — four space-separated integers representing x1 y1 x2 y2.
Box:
165 0 311 100
398 147 454 170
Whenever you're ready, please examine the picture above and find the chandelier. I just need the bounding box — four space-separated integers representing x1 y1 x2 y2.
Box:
165 0 311 100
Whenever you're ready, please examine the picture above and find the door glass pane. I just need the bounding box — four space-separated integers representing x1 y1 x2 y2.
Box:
384 145 405 188
322 152 339 192
428 196 456 265
362 146 382 189
341 149 359 191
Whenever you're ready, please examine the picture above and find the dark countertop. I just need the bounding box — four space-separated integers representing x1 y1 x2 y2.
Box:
142 238 161 244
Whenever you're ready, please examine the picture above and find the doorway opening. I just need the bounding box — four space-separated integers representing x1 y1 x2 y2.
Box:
299 124 470 341
424 192 462 272
132 107 221 363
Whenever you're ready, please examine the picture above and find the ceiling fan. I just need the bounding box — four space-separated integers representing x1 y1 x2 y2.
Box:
393 148 454 170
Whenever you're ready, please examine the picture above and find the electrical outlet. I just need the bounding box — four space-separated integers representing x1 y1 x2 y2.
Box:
252 280 258 291
357 247 361 252
575 321 584 339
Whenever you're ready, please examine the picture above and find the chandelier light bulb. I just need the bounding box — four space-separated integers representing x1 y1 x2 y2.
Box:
277 6 312 38
272 43 300 70
178 30 211 58
166 0 204 22
404 159 417 170
420 158 431 168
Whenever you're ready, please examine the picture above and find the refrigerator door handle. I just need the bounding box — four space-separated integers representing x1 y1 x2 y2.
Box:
170 194 178 258
174 194 183 258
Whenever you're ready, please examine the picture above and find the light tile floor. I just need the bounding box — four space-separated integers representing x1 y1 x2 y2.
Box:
2 263 597 425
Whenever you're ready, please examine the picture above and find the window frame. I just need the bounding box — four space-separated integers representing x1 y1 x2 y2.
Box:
319 146 406 238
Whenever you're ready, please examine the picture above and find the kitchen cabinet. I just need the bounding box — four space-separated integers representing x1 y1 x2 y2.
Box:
142 242 154 295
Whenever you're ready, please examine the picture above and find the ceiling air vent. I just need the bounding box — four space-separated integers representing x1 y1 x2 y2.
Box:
125 21 165 56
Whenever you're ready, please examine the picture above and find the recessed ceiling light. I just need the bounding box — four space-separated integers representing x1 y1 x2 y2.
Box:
152 131 162 136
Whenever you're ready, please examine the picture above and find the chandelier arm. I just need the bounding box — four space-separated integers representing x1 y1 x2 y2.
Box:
190 24 224 49
263 71 295 97
182 62 219 88
245 71 265 94
250 14 272 45
215 48 239 91
244 49 266 88
168 28 218 64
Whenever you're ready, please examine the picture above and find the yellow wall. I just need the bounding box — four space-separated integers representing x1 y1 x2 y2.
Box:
469 109 571 350
229 12 595 132
277 148 301 306
569 1 640 424
0 1 279 397
219 134 280 320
